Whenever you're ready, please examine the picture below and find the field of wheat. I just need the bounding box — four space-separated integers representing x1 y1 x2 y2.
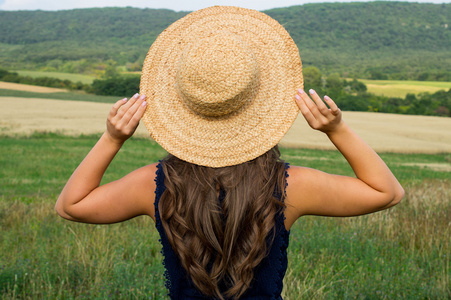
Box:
0 82 67 94
2 96 450 155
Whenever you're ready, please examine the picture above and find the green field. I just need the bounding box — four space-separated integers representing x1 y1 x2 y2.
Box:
0 133 449 299
357 79 451 98
14 71 96 84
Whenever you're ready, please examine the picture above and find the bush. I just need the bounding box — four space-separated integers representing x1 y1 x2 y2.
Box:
90 75 140 97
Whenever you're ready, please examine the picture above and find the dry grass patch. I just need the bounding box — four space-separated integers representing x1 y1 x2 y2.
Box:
399 163 451 172
0 97 149 137
2 97 451 154
0 81 67 93
282 111 451 153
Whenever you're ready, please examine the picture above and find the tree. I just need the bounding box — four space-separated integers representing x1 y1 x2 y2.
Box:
303 66 322 91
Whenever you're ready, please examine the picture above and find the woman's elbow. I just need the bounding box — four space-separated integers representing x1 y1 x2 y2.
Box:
55 202 67 218
386 185 405 208
55 198 74 220
394 186 405 204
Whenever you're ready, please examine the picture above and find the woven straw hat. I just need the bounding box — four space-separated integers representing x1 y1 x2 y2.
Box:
140 6 303 167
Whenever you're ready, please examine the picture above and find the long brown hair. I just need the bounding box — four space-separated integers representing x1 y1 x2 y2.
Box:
159 146 287 299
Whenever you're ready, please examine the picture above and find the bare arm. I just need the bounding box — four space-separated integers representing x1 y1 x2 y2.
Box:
284 89 404 228
55 93 157 224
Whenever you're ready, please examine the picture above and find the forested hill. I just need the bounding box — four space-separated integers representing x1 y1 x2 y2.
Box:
0 2 450 80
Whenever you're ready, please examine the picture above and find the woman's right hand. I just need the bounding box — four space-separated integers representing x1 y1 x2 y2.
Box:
284 87 404 229
295 89 343 135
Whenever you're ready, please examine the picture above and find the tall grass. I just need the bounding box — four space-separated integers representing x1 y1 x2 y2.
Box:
0 133 450 299
282 180 450 299
0 201 167 299
1 181 449 299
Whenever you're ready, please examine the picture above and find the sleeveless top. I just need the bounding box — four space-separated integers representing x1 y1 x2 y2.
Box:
154 162 290 299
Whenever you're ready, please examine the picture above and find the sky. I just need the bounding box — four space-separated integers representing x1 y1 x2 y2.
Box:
0 0 450 12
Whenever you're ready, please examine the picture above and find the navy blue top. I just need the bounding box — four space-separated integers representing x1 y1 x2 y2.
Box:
154 162 290 299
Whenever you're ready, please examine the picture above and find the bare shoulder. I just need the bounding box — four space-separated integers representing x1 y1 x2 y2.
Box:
284 166 321 229
135 162 159 181
120 162 160 221
127 162 159 191
286 165 325 195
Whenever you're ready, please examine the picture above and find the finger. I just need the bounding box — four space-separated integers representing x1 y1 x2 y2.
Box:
324 95 340 115
115 93 140 120
297 89 319 114
294 92 304 110
124 95 146 125
129 99 147 126
297 89 330 126
308 89 330 115
122 98 147 136
295 93 320 128
109 98 127 119
118 95 146 127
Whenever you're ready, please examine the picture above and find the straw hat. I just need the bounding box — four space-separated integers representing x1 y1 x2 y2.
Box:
140 6 303 167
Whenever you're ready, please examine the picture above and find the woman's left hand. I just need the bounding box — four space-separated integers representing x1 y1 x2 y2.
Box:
106 93 147 145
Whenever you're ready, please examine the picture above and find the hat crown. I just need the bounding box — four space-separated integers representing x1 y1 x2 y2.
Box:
176 31 259 117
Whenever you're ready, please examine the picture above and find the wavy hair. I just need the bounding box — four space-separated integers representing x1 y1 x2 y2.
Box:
159 146 287 299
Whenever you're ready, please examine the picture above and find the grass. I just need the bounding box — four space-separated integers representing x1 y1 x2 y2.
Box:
281 148 451 183
356 79 451 98
0 133 167 198
283 180 450 298
13 71 96 84
1 133 449 198
0 202 167 299
0 89 120 103
0 133 450 299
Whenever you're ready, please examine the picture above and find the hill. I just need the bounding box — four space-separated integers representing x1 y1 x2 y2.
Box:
0 2 450 80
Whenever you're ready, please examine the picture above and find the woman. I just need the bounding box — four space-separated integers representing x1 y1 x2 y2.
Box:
55 6 404 300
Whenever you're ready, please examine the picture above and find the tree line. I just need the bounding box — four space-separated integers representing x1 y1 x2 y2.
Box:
0 68 140 96
1 68 449 117
0 69 87 91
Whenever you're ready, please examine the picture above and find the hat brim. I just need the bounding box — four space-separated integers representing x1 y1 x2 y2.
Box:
140 6 303 167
